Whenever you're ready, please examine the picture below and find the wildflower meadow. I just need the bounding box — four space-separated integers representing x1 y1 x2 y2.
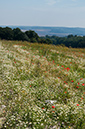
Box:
0 40 85 129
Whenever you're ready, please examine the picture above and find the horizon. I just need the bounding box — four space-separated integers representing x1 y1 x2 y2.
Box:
1 25 85 29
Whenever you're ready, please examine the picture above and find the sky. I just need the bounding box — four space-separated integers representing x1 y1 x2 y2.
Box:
0 0 85 28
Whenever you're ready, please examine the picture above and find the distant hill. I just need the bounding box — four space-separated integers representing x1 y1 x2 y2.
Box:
1 26 85 37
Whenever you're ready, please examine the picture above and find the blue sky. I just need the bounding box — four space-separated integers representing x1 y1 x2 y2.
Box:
0 0 85 27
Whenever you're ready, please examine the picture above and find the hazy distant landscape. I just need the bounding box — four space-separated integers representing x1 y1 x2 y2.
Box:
2 26 85 37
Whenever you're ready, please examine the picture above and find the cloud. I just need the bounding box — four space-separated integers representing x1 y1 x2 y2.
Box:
72 0 77 1
46 0 57 5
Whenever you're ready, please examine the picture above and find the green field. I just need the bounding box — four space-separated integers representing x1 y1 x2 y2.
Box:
0 40 85 129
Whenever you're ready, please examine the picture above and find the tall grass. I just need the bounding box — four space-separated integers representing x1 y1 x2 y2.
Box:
0 40 85 129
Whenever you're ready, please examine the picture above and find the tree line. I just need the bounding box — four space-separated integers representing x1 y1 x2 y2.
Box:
0 27 85 48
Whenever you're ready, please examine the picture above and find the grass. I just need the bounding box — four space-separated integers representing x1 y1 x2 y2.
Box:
0 40 85 129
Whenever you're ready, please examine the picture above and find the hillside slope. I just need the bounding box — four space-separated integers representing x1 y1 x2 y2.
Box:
0 40 85 129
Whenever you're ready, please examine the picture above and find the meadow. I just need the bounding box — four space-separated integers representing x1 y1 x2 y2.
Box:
0 40 85 129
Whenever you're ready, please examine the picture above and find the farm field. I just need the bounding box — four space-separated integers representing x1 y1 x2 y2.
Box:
0 40 85 129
